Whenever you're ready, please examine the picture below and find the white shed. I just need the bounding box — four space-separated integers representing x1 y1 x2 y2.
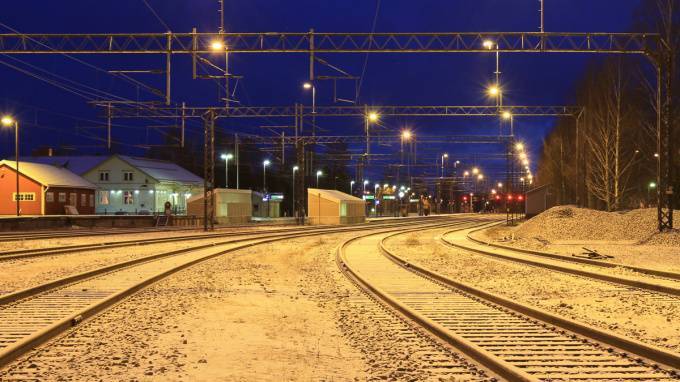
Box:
307 188 365 225
187 188 252 224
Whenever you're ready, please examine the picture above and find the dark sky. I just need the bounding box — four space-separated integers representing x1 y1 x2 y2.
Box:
0 0 645 184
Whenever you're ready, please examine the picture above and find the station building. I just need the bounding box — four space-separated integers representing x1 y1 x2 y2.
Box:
0 160 96 215
78 155 203 215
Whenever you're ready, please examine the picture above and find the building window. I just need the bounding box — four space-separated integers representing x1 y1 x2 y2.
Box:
123 171 134 181
58 193 66 202
45 192 54 202
99 171 109 181
12 192 36 202
98 191 109 205
89 194 95 207
123 191 134 205
69 193 77 206
81 194 87 206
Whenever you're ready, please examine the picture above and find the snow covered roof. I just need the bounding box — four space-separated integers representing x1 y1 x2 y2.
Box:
117 155 203 184
19 156 109 175
307 188 365 204
0 160 96 189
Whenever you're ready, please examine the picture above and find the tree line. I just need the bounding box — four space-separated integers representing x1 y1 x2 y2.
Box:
535 0 679 211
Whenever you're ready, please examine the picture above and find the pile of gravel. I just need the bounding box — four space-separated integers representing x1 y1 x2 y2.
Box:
516 206 659 243
644 231 680 246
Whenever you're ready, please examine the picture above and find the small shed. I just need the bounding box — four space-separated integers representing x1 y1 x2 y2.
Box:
525 184 556 218
252 191 282 218
0 160 96 215
307 188 365 225
186 188 252 224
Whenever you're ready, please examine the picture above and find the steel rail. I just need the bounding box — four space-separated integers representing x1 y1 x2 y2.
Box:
0 217 460 369
464 225 680 281
379 229 680 372
337 218 538 381
0 216 453 262
439 227 680 296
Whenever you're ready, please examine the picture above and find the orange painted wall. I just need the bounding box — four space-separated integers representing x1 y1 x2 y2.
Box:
0 165 43 215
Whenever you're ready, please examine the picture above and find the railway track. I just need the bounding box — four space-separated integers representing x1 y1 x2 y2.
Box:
0 216 460 370
0 215 456 262
0 214 443 242
439 225 680 298
337 218 680 381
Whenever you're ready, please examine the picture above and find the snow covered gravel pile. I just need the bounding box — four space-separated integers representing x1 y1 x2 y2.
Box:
516 206 659 243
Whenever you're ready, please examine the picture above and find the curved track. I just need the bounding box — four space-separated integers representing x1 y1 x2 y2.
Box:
0 216 454 262
439 226 680 298
0 216 459 369
337 218 680 381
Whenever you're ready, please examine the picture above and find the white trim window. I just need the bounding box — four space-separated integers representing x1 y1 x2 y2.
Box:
123 191 134 205
98 191 109 205
58 193 66 202
69 193 77 206
12 192 36 202
45 192 54 203
80 194 87 206
123 171 134 181
99 171 110 181
89 194 95 207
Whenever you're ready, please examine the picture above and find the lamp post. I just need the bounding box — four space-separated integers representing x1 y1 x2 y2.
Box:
648 181 657 206
502 111 514 136
440 153 448 177
1 116 19 216
316 170 323 188
350 180 355 195
292 165 299 217
363 179 369 194
262 160 270 192
220 153 233 188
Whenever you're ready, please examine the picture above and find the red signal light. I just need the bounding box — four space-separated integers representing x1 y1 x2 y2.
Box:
495 195 500 200
463 196 468 201
518 195 524 201
507 195 513 201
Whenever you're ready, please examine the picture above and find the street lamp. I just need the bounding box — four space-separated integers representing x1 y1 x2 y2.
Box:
210 40 225 51
363 179 369 194
220 153 233 188
262 160 271 191
367 112 379 123
292 165 299 216
302 81 316 114
316 170 323 188
441 153 448 177
472 167 479 175
350 180 355 194
2 116 19 216
502 111 514 136
515 142 525 151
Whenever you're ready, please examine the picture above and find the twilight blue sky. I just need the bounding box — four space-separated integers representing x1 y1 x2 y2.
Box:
0 1 646 183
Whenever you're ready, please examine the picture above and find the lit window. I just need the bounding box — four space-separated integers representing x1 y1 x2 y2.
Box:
123 171 134 181
45 192 54 202
99 171 109 181
98 191 109 205
12 192 36 202
58 193 66 202
124 191 134 205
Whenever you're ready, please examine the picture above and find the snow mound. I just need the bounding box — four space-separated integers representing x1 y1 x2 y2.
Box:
516 206 658 243
644 231 680 246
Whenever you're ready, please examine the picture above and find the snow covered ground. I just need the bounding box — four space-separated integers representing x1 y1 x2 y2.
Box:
481 206 680 272
386 227 680 353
